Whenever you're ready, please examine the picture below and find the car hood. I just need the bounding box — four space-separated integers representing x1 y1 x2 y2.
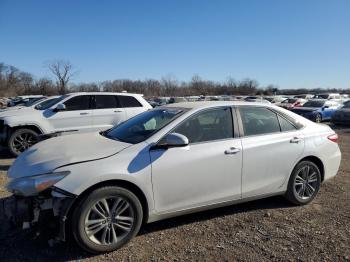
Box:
0 107 36 117
8 132 131 179
291 107 319 113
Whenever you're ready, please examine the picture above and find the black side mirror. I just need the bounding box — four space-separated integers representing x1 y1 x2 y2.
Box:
155 133 189 149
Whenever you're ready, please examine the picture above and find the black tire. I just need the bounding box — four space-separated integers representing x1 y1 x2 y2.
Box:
72 186 143 254
315 113 322 123
285 161 321 205
8 128 39 156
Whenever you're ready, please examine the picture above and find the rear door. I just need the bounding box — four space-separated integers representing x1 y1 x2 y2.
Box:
238 106 304 198
92 95 126 131
46 95 93 133
118 95 146 119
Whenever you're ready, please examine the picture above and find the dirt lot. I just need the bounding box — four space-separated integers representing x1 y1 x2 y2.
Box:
0 127 349 262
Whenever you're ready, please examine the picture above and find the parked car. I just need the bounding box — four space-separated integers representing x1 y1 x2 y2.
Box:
291 99 341 123
279 98 307 110
331 100 350 125
244 96 271 104
313 93 342 102
0 96 51 112
4 101 340 253
168 97 187 104
0 92 152 156
294 94 314 99
7 95 45 107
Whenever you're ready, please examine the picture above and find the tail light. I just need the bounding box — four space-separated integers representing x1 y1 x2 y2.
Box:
328 133 338 143
294 102 301 107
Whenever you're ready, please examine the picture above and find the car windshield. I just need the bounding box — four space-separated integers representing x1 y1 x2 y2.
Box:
104 108 185 144
303 100 325 107
282 98 297 103
24 97 45 107
35 95 67 110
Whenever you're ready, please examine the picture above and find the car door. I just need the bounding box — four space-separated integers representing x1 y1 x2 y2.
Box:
150 107 242 213
92 95 126 131
238 106 304 198
46 95 93 133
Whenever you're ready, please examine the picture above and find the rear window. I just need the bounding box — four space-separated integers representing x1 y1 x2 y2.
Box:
240 107 280 136
118 95 142 107
95 95 119 109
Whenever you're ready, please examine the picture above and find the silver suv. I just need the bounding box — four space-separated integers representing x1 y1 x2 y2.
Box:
0 92 152 156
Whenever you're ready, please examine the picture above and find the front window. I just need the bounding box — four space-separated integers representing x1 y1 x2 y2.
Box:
282 98 297 104
303 100 325 108
104 108 184 144
314 94 329 99
173 107 233 143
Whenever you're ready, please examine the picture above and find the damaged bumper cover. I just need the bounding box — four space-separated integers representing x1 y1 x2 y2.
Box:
1 187 76 241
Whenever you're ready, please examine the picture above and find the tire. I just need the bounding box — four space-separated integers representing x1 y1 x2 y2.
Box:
8 128 39 156
72 186 143 254
315 113 322 123
285 161 321 205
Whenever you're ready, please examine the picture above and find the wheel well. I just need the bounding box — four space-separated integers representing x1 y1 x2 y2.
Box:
8 125 43 135
299 156 325 181
67 180 149 224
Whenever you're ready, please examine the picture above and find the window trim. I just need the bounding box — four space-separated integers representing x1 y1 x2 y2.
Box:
62 95 93 111
236 106 299 138
158 106 238 146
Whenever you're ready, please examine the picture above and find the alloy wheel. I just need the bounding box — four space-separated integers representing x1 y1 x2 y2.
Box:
293 165 319 200
12 132 37 154
84 197 135 246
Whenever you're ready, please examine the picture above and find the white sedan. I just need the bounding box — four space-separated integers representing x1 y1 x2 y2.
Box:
4 101 341 253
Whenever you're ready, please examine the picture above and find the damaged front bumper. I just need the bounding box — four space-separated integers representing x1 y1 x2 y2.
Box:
1 187 76 241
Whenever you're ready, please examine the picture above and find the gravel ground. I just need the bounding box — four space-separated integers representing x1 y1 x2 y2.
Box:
0 127 349 261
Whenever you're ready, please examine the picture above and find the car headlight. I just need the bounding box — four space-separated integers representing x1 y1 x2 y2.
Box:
6 171 70 196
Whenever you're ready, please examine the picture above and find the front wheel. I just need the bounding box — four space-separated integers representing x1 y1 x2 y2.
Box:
72 186 143 254
285 161 321 205
8 128 39 156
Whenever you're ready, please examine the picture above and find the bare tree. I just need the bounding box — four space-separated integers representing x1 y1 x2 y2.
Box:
47 60 74 94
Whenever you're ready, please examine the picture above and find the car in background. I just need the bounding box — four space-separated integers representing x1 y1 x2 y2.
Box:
244 96 271 104
0 96 51 112
331 100 350 125
0 92 152 156
7 95 45 107
294 94 314 99
291 99 341 123
313 93 342 102
279 98 307 110
169 97 187 104
4 101 341 253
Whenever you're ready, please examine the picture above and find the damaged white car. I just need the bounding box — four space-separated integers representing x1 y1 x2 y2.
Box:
3 101 341 253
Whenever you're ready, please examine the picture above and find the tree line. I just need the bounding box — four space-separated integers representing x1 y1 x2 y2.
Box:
0 61 348 98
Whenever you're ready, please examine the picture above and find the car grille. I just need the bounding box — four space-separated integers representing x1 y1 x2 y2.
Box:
0 120 4 133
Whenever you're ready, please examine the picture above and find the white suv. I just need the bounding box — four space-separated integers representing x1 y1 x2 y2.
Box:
0 92 152 156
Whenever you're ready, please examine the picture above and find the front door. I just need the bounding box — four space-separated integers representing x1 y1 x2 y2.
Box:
150 107 242 213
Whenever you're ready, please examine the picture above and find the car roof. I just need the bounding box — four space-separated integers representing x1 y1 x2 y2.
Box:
164 101 274 110
66 92 143 96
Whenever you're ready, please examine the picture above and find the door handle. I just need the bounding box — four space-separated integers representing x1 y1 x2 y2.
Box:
114 110 123 113
80 112 89 115
224 147 241 155
290 137 302 143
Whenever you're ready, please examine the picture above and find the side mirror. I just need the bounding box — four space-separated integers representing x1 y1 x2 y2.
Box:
157 133 189 148
322 105 329 111
54 103 66 112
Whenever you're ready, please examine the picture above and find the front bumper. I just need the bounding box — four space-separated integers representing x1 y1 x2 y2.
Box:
1 188 76 240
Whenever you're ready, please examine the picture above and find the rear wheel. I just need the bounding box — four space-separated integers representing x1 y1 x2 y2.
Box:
285 161 321 205
72 186 143 254
8 128 39 156
315 113 322 123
